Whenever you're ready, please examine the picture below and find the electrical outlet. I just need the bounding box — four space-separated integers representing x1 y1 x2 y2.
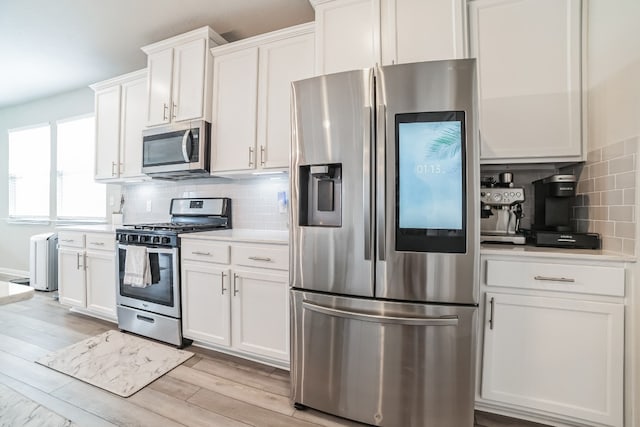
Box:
146 200 152 212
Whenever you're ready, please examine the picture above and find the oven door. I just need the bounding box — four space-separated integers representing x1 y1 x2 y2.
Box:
116 244 180 318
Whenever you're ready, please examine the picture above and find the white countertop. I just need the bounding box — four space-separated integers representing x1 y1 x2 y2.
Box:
481 243 636 263
179 229 288 244
0 281 34 305
57 224 117 233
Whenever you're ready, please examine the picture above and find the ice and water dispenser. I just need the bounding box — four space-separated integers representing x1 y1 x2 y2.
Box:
298 164 342 227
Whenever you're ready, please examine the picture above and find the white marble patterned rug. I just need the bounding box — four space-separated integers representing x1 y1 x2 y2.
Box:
0 383 75 427
36 330 193 397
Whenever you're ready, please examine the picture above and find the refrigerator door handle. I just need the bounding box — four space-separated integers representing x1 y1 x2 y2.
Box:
363 106 373 261
302 300 459 326
376 103 386 261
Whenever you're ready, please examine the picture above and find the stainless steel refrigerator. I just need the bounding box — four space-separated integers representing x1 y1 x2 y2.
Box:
290 59 479 427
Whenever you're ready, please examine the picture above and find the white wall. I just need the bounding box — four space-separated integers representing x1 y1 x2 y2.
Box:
0 87 118 273
587 1 640 425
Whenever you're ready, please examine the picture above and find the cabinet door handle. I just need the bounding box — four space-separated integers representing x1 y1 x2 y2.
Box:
221 271 227 295
83 253 87 271
76 253 82 270
248 256 272 262
233 273 239 296
172 103 177 119
89 242 105 246
163 103 169 120
248 147 254 167
260 145 265 166
111 161 117 176
192 251 211 256
534 275 575 283
489 297 495 330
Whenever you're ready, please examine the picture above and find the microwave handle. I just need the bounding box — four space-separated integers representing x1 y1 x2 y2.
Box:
181 130 192 162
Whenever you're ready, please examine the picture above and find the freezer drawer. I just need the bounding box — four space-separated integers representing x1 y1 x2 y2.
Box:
290 290 477 427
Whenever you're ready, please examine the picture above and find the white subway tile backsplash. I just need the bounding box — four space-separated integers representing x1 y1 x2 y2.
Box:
568 136 639 256
615 171 636 189
121 176 290 230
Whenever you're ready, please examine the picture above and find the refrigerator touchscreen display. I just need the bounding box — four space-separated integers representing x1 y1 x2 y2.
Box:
395 111 466 253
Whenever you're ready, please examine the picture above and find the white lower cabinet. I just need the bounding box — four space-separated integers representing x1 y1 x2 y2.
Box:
181 238 289 366
58 231 117 321
478 255 625 427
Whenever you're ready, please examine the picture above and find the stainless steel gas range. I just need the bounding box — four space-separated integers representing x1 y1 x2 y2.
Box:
115 197 231 347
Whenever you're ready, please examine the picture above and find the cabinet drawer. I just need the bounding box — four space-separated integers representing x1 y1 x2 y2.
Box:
485 259 624 297
182 240 230 264
57 232 85 248
85 233 116 251
232 244 288 271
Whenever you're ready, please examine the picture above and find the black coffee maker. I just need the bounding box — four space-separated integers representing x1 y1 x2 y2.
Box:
530 174 600 249
532 174 576 231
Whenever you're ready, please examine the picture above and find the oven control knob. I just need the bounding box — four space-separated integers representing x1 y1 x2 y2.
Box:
161 237 171 245
127 235 137 242
140 235 149 243
152 236 160 244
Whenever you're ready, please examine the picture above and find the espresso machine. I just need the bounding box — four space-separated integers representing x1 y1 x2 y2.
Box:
480 172 526 244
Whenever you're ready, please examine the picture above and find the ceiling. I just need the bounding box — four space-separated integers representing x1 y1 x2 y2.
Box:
0 0 315 110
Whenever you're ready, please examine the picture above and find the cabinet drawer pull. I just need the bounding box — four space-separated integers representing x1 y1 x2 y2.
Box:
248 256 272 262
61 239 75 243
192 251 211 256
534 275 575 283
89 241 105 246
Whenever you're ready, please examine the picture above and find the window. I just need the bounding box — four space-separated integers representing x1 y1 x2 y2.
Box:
57 115 106 219
8 124 51 218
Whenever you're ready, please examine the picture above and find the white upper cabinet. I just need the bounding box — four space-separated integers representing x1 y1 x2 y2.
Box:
312 0 466 73
313 0 380 74
142 27 227 127
469 0 583 163
211 24 314 174
91 69 147 182
380 0 466 65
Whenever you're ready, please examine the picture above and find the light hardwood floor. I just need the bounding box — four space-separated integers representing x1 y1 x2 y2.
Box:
0 292 547 427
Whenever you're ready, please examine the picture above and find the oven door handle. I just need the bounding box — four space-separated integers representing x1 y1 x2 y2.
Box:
119 244 177 255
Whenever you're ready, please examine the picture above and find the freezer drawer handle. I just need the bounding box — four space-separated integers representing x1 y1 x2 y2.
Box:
192 251 211 256
534 275 575 283
302 301 459 326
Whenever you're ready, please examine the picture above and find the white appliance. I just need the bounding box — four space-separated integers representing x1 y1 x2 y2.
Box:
29 233 58 291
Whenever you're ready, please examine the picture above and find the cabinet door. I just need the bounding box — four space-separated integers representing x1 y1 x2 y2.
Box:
181 262 231 346
315 0 380 74
94 85 121 180
58 247 86 308
231 269 289 362
172 38 207 122
211 48 259 172
85 250 117 320
482 293 623 426
469 0 582 162
146 49 173 126
380 0 466 65
257 34 314 169
119 76 147 179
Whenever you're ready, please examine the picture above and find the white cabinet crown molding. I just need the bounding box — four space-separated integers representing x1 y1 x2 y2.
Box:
141 26 227 55
89 68 147 91
210 22 314 56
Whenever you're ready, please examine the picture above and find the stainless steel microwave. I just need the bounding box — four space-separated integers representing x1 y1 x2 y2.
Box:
142 120 211 179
